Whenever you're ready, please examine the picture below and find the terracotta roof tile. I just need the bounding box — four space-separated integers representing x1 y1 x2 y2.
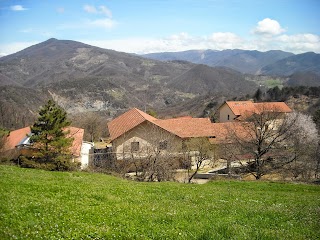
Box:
254 102 292 113
66 127 84 157
226 101 256 116
108 108 217 140
155 118 214 138
209 122 254 144
3 126 31 151
108 108 157 140
225 101 292 120
2 126 84 157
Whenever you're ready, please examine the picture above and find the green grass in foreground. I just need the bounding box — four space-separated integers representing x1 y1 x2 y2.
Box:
0 166 319 240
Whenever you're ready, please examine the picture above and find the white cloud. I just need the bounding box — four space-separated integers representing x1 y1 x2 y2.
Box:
2 30 318 57
10 5 28 11
81 30 320 54
87 18 117 29
253 18 285 36
276 34 320 53
208 32 244 49
82 4 114 30
83 4 112 17
99 6 112 18
83 5 97 14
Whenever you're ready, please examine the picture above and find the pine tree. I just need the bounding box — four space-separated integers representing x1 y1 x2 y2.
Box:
26 100 76 170
253 88 263 102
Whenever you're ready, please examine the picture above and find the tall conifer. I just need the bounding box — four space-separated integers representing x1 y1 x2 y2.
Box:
28 100 75 170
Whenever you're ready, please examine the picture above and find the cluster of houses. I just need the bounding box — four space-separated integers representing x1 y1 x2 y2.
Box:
1 100 292 169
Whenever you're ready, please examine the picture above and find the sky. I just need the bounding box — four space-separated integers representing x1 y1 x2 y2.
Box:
0 0 319 56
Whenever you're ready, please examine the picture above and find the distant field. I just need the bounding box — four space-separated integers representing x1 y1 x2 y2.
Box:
0 165 319 239
265 79 283 88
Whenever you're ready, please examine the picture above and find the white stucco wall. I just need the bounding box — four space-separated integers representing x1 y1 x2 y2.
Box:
80 142 94 169
219 104 236 123
112 122 182 160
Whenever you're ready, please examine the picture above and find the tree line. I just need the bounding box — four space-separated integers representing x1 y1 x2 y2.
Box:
254 86 320 102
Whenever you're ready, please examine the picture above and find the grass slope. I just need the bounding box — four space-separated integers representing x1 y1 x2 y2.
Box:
0 166 319 239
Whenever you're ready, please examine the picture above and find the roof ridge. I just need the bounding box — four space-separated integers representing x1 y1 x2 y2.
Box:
133 108 158 122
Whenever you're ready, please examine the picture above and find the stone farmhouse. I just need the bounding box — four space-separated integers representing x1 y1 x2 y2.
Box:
218 101 292 122
108 101 292 160
107 108 216 159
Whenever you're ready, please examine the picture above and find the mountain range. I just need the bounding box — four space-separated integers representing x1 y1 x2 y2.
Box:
0 38 319 131
142 50 320 76
0 38 255 130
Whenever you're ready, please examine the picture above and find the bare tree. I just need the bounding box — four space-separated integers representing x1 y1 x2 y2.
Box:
71 112 108 142
114 122 180 182
183 137 216 183
226 105 297 180
226 107 320 180
139 123 180 182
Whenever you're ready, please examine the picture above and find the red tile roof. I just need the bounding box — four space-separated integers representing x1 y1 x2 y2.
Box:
108 108 157 140
224 101 292 120
108 108 216 140
209 122 254 144
67 127 84 157
2 126 84 157
3 126 31 151
254 102 292 113
155 117 214 138
226 101 256 116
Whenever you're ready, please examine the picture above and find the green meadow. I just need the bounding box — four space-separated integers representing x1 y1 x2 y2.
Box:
0 165 319 239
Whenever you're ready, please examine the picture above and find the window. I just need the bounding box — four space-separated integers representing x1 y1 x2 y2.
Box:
131 142 139 152
227 115 230 120
159 140 168 150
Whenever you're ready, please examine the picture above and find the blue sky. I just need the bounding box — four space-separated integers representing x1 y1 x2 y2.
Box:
0 0 319 56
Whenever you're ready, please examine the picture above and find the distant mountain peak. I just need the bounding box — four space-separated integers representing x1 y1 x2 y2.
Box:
46 38 59 42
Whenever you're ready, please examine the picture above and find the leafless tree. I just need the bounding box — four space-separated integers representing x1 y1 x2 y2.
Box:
71 112 108 142
225 107 319 180
225 105 297 180
183 137 216 183
114 122 180 182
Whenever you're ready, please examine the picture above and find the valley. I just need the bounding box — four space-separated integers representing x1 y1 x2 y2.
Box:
0 38 319 137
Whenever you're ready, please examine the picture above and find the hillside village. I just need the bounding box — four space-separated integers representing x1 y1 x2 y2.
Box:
1 1 320 238
3 98 317 182
2 0 320 238
0 40 319 182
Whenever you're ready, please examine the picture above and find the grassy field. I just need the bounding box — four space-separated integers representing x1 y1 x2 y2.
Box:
264 79 283 89
0 165 319 239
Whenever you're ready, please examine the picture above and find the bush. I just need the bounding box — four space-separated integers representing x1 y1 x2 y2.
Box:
19 155 80 171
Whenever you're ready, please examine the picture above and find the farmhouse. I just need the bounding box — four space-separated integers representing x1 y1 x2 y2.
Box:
218 101 292 122
1 126 93 168
108 104 293 161
107 108 217 159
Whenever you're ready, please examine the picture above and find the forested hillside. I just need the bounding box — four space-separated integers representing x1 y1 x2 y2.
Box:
0 38 257 130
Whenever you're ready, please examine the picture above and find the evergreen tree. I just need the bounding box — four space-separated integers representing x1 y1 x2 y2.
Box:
253 88 263 102
267 86 281 101
24 100 76 170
